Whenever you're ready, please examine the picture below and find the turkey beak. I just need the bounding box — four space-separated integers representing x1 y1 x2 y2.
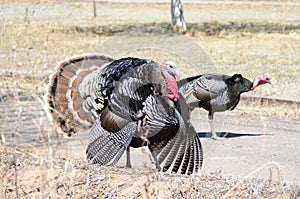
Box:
170 69 180 81
172 70 180 81
262 77 272 86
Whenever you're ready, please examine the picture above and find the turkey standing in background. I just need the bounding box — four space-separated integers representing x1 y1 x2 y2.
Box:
178 73 271 139
44 54 203 175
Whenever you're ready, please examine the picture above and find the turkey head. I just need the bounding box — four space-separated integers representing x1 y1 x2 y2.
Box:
161 60 180 102
251 74 271 91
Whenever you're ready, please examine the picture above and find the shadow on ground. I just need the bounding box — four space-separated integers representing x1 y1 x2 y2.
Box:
197 132 273 139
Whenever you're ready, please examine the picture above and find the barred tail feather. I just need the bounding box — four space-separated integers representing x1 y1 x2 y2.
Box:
86 119 136 166
44 54 113 136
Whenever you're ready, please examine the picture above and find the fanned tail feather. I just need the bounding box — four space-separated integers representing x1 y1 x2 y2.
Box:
44 54 113 136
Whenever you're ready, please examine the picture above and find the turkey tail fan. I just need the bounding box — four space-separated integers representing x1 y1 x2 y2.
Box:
44 54 114 136
86 119 136 166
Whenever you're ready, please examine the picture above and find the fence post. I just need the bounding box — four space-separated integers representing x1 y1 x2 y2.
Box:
93 0 97 17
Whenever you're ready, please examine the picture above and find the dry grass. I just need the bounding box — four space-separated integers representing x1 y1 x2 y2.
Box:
197 33 300 98
1 2 299 97
1 147 296 198
237 97 300 119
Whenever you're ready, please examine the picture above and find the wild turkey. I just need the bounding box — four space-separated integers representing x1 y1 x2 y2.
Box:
44 54 203 174
178 73 271 139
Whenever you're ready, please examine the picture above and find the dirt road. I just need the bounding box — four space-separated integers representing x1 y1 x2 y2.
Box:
120 108 300 184
1 99 299 185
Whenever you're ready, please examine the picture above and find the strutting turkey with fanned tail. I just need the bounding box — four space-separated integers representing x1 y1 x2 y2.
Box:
178 73 271 139
44 54 203 175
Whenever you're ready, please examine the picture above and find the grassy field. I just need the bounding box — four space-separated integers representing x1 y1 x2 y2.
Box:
1 1 300 198
1 1 299 117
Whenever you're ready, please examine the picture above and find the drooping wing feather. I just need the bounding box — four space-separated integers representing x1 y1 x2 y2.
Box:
138 95 179 139
203 73 253 112
152 110 203 175
196 74 229 95
86 119 136 165
178 74 230 105
139 94 203 175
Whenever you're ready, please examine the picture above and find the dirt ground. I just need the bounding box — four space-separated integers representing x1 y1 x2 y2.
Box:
1 98 299 198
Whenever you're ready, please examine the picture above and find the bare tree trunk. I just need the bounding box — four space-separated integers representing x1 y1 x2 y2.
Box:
93 0 97 18
171 0 186 32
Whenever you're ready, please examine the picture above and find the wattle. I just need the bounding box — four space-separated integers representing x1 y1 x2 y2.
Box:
166 75 179 102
